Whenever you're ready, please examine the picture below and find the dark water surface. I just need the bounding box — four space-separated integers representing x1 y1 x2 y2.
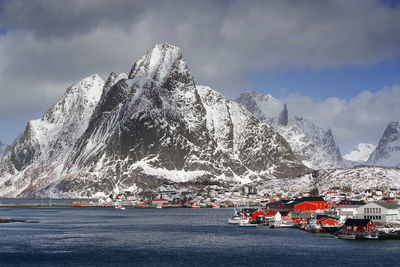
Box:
0 207 399 266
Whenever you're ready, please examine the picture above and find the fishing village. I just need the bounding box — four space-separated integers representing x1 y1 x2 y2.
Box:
2 182 400 241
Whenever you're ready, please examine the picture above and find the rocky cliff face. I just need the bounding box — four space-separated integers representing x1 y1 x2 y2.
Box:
235 91 344 169
367 121 400 168
0 44 309 198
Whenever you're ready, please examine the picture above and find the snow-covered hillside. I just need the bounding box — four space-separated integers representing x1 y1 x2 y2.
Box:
343 143 375 166
367 120 400 168
0 75 104 196
260 166 400 195
236 91 344 169
0 44 309 198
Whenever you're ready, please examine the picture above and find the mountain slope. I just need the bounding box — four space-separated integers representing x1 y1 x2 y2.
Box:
367 121 400 168
0 75 104 196
261 165 400 195
0 141 12 162
235 91 344 169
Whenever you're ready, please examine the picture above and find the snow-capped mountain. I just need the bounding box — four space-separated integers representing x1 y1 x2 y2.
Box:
0 141 11 162
367 120 400 168
0 44 309 197
235 91 344 169
343 143 375 166
0 74 104 196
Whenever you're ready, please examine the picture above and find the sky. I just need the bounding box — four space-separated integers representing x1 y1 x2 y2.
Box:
0 0 399 154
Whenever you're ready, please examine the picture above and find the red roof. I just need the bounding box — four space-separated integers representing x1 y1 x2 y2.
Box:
252 210 266 220
266 210 278 217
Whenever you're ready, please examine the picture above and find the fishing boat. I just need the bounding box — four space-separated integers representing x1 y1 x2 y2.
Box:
191 203 200 209
228 215 241 225
364 233 379 240
228 208 241 224
238 218 257 228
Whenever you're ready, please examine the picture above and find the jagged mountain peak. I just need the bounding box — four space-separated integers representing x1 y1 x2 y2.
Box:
128 43 194 89
278 103 288 126
235 92 344 169
367 120 400 168
236 91 283 122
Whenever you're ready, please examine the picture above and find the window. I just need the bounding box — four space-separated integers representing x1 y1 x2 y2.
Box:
364 208 366 214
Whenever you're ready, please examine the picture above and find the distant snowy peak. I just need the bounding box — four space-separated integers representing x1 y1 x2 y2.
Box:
343 143 375 163
367 120 400 168
0 141 12 162
235 91 344 169
235 91 283 123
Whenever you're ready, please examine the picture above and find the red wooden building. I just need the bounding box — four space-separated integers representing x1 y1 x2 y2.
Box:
294 197 325 212
344 218 374 232
252 210 266 220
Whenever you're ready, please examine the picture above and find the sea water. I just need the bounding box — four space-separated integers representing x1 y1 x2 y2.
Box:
0 207 400 266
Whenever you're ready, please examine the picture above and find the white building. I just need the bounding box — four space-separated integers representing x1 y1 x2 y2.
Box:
336 205 361 223
357 201 399 224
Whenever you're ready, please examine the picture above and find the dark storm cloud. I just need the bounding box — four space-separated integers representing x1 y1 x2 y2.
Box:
0 0 150 39
0 0 400 147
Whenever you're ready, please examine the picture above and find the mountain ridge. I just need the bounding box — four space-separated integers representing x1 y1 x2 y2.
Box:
0 44 310 198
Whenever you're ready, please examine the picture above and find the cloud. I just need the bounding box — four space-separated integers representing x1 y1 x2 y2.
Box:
283 85 400 153
0 0 399 144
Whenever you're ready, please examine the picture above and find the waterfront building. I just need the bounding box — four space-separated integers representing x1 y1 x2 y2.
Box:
344 218 374 232
357 201 399 224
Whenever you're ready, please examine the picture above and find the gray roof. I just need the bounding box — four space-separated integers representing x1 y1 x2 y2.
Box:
374 201 399 209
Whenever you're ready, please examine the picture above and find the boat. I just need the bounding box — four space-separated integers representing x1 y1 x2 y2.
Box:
364 233 379 240
238 219 257 228
276 221 295 228
212 205 220 208
338 233 356 240
228 215 241 225
156 204 163 209
191 203 200 209
114 202 125 210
